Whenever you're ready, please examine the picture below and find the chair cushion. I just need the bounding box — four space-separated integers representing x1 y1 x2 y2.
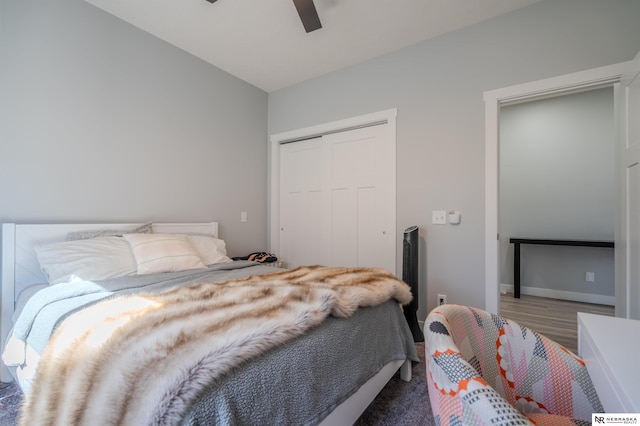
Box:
425 304 602 426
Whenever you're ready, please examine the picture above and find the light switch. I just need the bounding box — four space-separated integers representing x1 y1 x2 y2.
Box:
432 211 447 225
241 211 247 223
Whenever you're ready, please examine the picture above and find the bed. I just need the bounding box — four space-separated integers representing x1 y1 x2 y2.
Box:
1 222 418 425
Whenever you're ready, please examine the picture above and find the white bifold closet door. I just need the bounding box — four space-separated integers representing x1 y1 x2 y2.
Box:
279 124 395 272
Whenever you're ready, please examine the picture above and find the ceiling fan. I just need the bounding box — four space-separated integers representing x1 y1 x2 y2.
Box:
205 0 322 33
292 0 322 33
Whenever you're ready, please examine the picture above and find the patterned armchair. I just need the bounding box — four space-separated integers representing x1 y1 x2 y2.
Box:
425 304 602 426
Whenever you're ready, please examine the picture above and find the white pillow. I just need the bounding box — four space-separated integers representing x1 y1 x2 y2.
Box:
34 237 137 284
186 235 233 265
123 233 207 275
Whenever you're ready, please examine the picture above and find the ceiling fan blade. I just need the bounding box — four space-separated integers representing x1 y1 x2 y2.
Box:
292 0 322 33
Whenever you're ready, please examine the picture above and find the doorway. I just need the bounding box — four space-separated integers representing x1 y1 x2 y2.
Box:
483 62 631 315
499 87 615 306
496 88 617 350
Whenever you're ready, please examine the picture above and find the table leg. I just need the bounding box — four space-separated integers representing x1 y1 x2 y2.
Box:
514 243 520 298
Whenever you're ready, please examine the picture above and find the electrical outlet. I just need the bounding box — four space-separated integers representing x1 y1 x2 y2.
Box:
585 272 595 282
438 294 447 305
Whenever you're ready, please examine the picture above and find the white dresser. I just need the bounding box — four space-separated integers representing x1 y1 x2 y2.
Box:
577 312 640 412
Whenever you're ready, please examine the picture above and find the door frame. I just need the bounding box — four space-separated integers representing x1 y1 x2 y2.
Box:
269 108 398 273
618 51 640 319
483 62 631 314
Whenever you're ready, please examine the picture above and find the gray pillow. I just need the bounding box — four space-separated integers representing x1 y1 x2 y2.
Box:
66 223 152 241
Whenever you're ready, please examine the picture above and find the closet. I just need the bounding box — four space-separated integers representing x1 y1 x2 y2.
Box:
276 120 396 272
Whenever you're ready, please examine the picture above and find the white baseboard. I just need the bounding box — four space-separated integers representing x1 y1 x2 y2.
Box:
500 284 614 306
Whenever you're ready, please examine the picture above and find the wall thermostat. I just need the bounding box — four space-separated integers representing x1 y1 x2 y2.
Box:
448 210 461 225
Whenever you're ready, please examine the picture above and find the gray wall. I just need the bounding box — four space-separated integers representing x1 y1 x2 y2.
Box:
0 0 268 257
2 0 639 322
268 0 640 321
499 88 615 301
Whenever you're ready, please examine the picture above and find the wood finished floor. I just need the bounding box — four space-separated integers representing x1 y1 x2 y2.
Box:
499 293 614 354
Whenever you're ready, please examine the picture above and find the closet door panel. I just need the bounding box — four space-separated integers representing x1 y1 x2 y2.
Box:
280 139 330 268
279 122 395 273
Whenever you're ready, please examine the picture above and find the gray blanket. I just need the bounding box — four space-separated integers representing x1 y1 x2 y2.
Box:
13 261 273 356
182 300 418 425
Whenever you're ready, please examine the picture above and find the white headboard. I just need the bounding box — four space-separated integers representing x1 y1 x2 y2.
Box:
1 222 218 382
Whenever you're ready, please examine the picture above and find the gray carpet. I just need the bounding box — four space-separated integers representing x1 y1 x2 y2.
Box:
0 343 434 425
0 382 21 426
355 342 433 425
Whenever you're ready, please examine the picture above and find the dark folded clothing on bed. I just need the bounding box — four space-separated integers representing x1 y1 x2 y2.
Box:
232 252 278 263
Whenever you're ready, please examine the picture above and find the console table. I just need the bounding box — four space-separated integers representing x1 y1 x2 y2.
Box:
578 313 640 412
509 238 614 298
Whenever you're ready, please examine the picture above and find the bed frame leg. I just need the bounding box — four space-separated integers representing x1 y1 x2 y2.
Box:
400 359 411 382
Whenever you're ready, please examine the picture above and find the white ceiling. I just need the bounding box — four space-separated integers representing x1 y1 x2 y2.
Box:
84 0 542 92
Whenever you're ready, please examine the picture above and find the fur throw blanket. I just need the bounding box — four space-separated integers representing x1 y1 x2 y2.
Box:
21 266 412 426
